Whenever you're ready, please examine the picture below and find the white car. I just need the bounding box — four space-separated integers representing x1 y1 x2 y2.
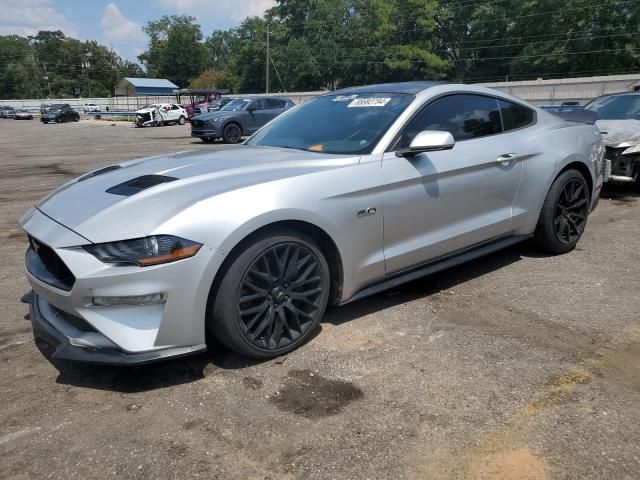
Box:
135 104 188 127
82 103 101 113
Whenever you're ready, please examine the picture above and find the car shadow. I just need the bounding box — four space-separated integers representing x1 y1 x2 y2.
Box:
51 244 529 393
600 182 640 202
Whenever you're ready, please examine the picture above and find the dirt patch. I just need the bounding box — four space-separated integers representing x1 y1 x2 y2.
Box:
468 448 550 480
0 163 77 179
241 376 264 390
270 369 363 418
513 368 592 423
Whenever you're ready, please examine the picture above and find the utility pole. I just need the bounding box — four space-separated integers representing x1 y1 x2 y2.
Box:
42 63 52 97
265 24 270 94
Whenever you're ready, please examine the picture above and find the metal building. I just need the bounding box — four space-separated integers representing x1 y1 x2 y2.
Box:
477 74 640 106
114 77 180 97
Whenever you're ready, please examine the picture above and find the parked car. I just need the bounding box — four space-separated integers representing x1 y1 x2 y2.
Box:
207 97 234 112
1 105 15 118
135 103 187 127
40 104 80 124
583 92 640 184
190 97 294 143
82 103 101 113
13 108 34 120
20 81 604 365
40 103 53 115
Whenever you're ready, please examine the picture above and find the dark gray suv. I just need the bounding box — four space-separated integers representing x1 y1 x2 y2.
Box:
190 97 294 143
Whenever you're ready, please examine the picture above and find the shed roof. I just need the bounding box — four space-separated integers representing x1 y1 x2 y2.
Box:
115 77 180 96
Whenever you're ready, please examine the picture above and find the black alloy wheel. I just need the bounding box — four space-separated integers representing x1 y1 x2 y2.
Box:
554 178 589 245
534 169 590 254
209 231 330 359
237 243 325 350
223 123 242 144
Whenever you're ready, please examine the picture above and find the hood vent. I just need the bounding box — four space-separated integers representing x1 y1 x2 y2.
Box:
106 174 178 196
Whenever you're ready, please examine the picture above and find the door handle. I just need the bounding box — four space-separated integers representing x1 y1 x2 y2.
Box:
496 153 519 165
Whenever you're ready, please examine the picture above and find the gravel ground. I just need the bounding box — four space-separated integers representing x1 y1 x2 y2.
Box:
0 119 639 480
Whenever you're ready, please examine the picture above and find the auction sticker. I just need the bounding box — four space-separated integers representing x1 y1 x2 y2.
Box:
348 97 391 108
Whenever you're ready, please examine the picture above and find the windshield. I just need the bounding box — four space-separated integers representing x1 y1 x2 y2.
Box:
585 95 640 120
246 93 414 154
220 99 251 112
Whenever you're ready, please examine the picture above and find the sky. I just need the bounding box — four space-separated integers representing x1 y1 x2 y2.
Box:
0 0 276 62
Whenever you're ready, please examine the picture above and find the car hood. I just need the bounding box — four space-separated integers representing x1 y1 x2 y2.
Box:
597 119 640 154
192 111 236 122
30 146 360 244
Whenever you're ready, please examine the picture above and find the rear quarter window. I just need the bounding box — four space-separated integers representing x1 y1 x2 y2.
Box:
499 100 535 131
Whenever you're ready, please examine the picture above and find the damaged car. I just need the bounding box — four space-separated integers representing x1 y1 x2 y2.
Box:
584 92 640 184
135 104 187 127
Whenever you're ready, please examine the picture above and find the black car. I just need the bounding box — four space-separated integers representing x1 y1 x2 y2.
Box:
190 97 294 143
1 105 15 118
41 104 80 124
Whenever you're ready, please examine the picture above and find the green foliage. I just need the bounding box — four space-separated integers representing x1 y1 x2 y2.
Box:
138 15 209 88
1 0 639 99
0 30 142 99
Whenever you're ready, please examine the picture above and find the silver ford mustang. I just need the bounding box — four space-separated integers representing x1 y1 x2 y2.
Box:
20 82 605 364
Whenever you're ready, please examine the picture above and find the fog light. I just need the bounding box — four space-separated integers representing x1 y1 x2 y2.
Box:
92 293 167 306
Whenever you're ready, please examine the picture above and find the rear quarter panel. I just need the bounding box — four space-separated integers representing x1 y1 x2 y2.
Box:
511 115 603 235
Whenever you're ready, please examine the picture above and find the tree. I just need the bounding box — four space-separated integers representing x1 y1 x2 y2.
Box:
0 30 144 99
138 15 208 87
190 68 238 91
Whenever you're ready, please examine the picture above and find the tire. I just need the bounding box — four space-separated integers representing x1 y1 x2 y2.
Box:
55 117 61 124
208 229 331 359
222 123 242 144
73 115 79 122
534 169 590 254
178 116 186 125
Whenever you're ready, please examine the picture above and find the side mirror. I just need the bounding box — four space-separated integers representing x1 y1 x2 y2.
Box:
396 130 455 157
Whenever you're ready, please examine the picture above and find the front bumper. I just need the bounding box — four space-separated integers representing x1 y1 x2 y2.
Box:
27 291 206 365
20 208 224 365
190 122 221 139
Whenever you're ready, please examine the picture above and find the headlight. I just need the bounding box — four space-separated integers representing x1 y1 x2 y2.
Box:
84 235 202 266
210 118 220 123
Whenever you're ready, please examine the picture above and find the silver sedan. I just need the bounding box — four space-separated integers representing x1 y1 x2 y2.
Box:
20 82 605 364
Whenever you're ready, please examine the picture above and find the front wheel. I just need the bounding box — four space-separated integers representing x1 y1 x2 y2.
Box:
534 169 590 254
73 115 79 122
222 123 242 144
208 231 331 359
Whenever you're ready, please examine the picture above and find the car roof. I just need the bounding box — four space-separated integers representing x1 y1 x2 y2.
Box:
332 81 446 95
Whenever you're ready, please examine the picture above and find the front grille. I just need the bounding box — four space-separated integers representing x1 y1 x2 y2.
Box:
26 236 75 291
191 119 204 128
606 147 635 177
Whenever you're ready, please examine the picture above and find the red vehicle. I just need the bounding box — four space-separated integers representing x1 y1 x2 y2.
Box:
175 89 229 118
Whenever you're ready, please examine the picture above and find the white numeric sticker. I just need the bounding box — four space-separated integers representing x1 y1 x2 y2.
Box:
347 97 391 108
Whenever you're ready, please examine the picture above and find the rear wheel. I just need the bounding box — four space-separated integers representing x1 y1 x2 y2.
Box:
223 123 242 144
534 169 590 254
208 230 330 359
178 115 186 125
73 114 79 122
